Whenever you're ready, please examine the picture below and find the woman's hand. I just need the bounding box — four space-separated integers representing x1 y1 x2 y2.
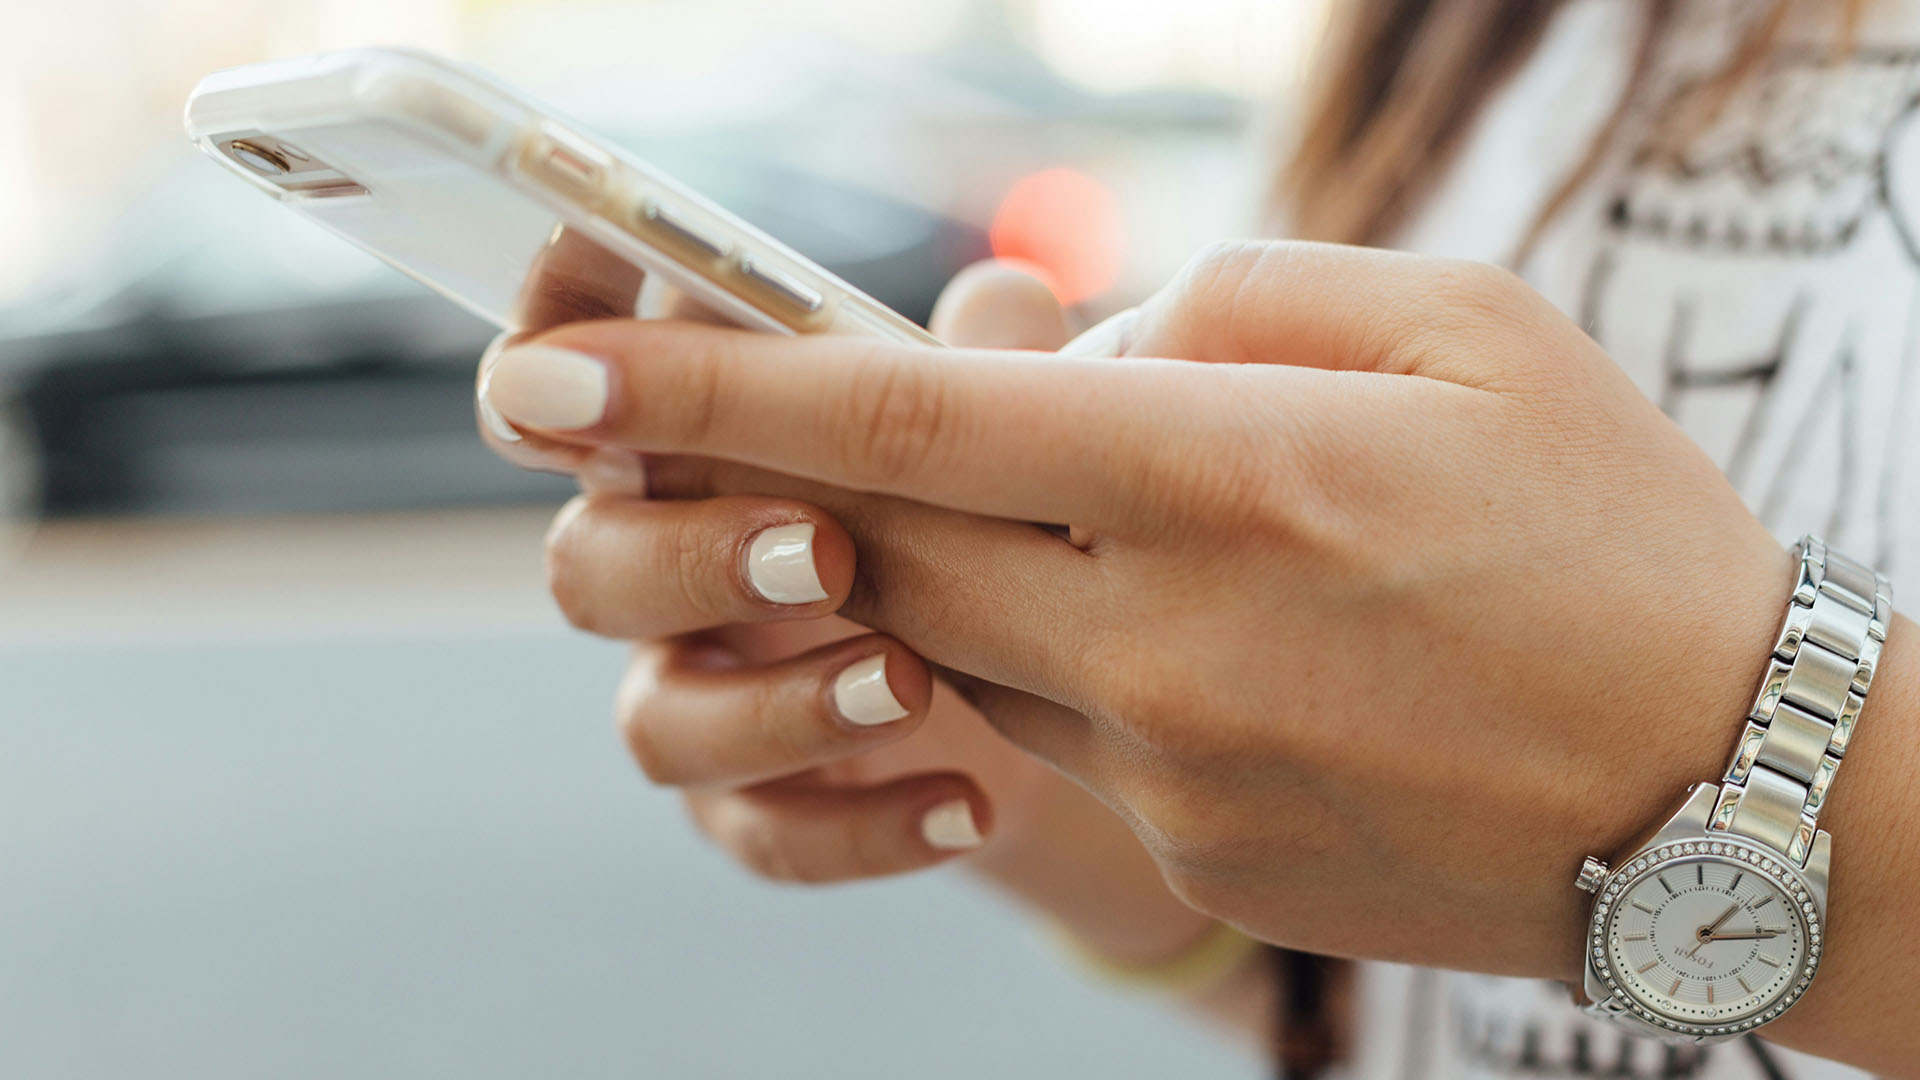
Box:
511 263 1095 880
481 239 1920 1072
479 240 1811 981
477 259 1228 971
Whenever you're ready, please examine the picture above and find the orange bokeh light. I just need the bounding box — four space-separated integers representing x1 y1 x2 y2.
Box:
987 167 1126 306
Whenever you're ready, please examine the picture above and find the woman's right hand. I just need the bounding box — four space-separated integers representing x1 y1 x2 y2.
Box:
479 254 1255 1010
479 259 1140 890
471 232 1076 879
606 264 1084 884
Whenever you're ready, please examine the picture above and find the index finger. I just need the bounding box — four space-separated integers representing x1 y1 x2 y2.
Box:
480 318 1200 527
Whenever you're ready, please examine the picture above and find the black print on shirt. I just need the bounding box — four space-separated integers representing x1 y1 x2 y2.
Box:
1576 45 1920 574
1453 997 1719 1077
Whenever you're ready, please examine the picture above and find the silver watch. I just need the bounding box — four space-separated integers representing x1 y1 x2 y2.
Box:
1574 536 1892 1041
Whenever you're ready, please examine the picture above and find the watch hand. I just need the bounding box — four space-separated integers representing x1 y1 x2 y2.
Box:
1703 930 1783 941
1703 903 1740 935
1685 903 1742 957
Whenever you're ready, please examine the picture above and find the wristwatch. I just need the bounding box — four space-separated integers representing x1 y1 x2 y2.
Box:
1573 536 1892 1041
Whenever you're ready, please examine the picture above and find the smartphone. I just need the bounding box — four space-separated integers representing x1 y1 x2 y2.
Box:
184 48 940 344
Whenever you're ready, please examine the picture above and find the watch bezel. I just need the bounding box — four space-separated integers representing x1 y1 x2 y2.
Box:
1587 837 1822 1037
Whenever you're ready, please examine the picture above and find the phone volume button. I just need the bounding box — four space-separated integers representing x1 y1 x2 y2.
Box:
639 200 732 259
737 256 825 314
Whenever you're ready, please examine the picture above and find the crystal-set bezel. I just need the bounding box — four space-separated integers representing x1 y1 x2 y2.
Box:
1586 839 1821 1037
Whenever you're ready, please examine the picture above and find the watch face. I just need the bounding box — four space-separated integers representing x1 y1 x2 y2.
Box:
1591 840 1821 1036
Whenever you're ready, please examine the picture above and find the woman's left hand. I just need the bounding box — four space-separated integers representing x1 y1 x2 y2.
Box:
477 240 1813 983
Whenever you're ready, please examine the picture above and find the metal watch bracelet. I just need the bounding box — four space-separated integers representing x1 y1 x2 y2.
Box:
1574 536 1893 1041
1712 536 1891 866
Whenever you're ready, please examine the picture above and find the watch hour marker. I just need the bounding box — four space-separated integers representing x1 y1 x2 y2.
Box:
1637 960 1660 974
1758 954 1782 968
1753 896 1774 910
1731 872 1744 892
1697 865 1704 886
1706 984 1715 1005
1669 977 1682 997
1625 934 1648 942
1633 901 1656 914
1738 975 1754 994
1659 874 1675 896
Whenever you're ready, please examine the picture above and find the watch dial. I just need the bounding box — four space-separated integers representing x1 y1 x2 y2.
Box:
1597 844 1817 1032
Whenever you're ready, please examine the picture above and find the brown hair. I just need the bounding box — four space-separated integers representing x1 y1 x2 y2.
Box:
1276 0 1869 253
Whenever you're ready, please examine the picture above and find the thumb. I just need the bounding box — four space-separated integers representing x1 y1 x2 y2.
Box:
929 260 1075 350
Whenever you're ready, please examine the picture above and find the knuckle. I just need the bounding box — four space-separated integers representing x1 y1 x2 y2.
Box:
780 855 833 885
836 349 952 487
649 344 729 449
1407 259 1538 342
543 499 601 633
616 691 685 787
661 513 729 623
1152 240 1305 365
1454 259 1530 303
1175 239 1271 304
620 719 679 786
734 825 794 882
1160 242 1272 351
747 673 827 765
1390 259 1583 387
712 803 804 883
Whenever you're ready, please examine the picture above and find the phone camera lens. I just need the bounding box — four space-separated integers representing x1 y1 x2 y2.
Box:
229 140 290 176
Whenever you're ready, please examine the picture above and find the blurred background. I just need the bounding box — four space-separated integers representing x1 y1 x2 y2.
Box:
0 0 1324 1075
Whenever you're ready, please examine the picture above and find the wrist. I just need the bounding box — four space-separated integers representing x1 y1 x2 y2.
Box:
1763 612 1920 1066
1548 535 1790 982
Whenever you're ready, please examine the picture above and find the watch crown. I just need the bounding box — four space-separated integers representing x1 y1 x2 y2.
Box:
1576 856 1609 894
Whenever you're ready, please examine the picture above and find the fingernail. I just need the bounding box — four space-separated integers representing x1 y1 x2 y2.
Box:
921 799 983 851
475 334 519 443
576 448 648 496
482 344 610 430
745 522 828 605
832 654 909 727
476 393 523 444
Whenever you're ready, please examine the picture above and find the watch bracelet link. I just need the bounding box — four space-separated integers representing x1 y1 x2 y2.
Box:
1710 536 1892 866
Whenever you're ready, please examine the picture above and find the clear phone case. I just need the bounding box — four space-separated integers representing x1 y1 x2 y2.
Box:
184 48 940 344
